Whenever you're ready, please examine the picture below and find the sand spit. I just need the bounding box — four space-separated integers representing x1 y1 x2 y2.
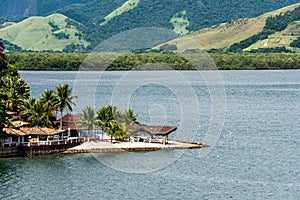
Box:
63 140 209 154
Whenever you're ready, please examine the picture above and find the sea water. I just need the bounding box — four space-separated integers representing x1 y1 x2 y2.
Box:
0 70 299 199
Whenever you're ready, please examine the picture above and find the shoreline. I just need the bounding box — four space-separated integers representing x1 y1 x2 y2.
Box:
63 140 209 154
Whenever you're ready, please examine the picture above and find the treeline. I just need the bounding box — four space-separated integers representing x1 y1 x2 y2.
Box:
229 6 300 52
8 53 87 70
211 53 300 70
7 52 300 71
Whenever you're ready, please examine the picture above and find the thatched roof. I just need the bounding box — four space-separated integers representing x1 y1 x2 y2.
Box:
11 120 30 128
4 127 64 136
127 125 177 136
3 128 26 136
60 113 81 123
56 113 84 130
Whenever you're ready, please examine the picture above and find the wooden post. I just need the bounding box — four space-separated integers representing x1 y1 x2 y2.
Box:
162 136 166 145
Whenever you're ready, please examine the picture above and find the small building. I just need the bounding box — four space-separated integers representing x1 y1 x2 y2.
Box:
55 113 83 136
1 127 84 157
127 125 177 145
0 112 84 157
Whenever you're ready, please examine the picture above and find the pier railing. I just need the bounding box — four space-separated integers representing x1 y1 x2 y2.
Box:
1 137 85 148
1 137 85 157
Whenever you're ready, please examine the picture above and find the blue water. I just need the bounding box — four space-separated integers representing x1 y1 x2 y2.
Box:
82 130 106 135
0 70 299 199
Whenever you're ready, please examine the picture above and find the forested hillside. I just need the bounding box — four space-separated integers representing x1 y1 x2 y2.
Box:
0 0 299 50
0 0 91 17
55 0 300 49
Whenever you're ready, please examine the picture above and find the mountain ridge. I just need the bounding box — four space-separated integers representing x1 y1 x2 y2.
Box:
1 1 300 52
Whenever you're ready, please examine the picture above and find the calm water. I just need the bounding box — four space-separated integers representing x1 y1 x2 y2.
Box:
0 70 299 199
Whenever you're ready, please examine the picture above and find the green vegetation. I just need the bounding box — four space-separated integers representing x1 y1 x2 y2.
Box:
0 47 21 136
20 97 55 128
211 53 300 70
290 37 300 48
229 5 300 52
100 0 140 26
1 1 299 51
97 105 139 142
56 84 77 129
6 51 300 71
0 14 89 52
107 52 194 70
52 0 299 50
78 107 98 133
2 76 30 112
0 48 78 129
170 10 190 35
8 52 87 70
0 93 10 138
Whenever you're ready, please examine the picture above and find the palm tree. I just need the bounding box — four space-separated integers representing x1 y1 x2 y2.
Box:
56 84 77 130
121 109 139 125
40 89 58 119
97 105 121 129
20 98 53 127
2 76 30 112
78 106 98 133
20 97 36 119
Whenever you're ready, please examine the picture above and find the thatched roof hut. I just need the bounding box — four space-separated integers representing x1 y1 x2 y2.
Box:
3 127 64 136
126 125 177 136
3 128 26 136
56 113 82 130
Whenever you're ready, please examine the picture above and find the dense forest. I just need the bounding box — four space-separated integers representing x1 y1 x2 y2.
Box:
8 52 300 71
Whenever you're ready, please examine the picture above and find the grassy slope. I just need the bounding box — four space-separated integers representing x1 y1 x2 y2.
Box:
100 0 140 26
170 10 190 35
0 13 89 51
166 2 300 51
245 20 300 51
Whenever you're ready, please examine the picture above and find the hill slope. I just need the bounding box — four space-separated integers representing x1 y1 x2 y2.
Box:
0 0 299 51
163 2 300 52
54 0 300 49
0 14 89 52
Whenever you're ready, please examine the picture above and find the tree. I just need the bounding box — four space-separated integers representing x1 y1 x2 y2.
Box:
56 84 77 129
2 76 30 112
97 105 121 129
20 98 53 127
40 89 58 119
78 106 98 133
104 120 130 142
0 91 11 141
121 109 139 125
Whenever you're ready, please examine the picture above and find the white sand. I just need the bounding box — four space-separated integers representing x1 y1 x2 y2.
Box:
70 140 183 150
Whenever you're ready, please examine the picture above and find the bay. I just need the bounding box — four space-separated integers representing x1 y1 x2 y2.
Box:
0 70 299 199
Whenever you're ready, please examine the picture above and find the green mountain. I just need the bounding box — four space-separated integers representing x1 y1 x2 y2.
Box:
165 2 300 52
55 0 300 49
0 0 91 17
0 0 299 51
0 14 89 52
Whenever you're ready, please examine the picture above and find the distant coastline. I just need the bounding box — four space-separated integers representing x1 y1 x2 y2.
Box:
8 52 300 71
